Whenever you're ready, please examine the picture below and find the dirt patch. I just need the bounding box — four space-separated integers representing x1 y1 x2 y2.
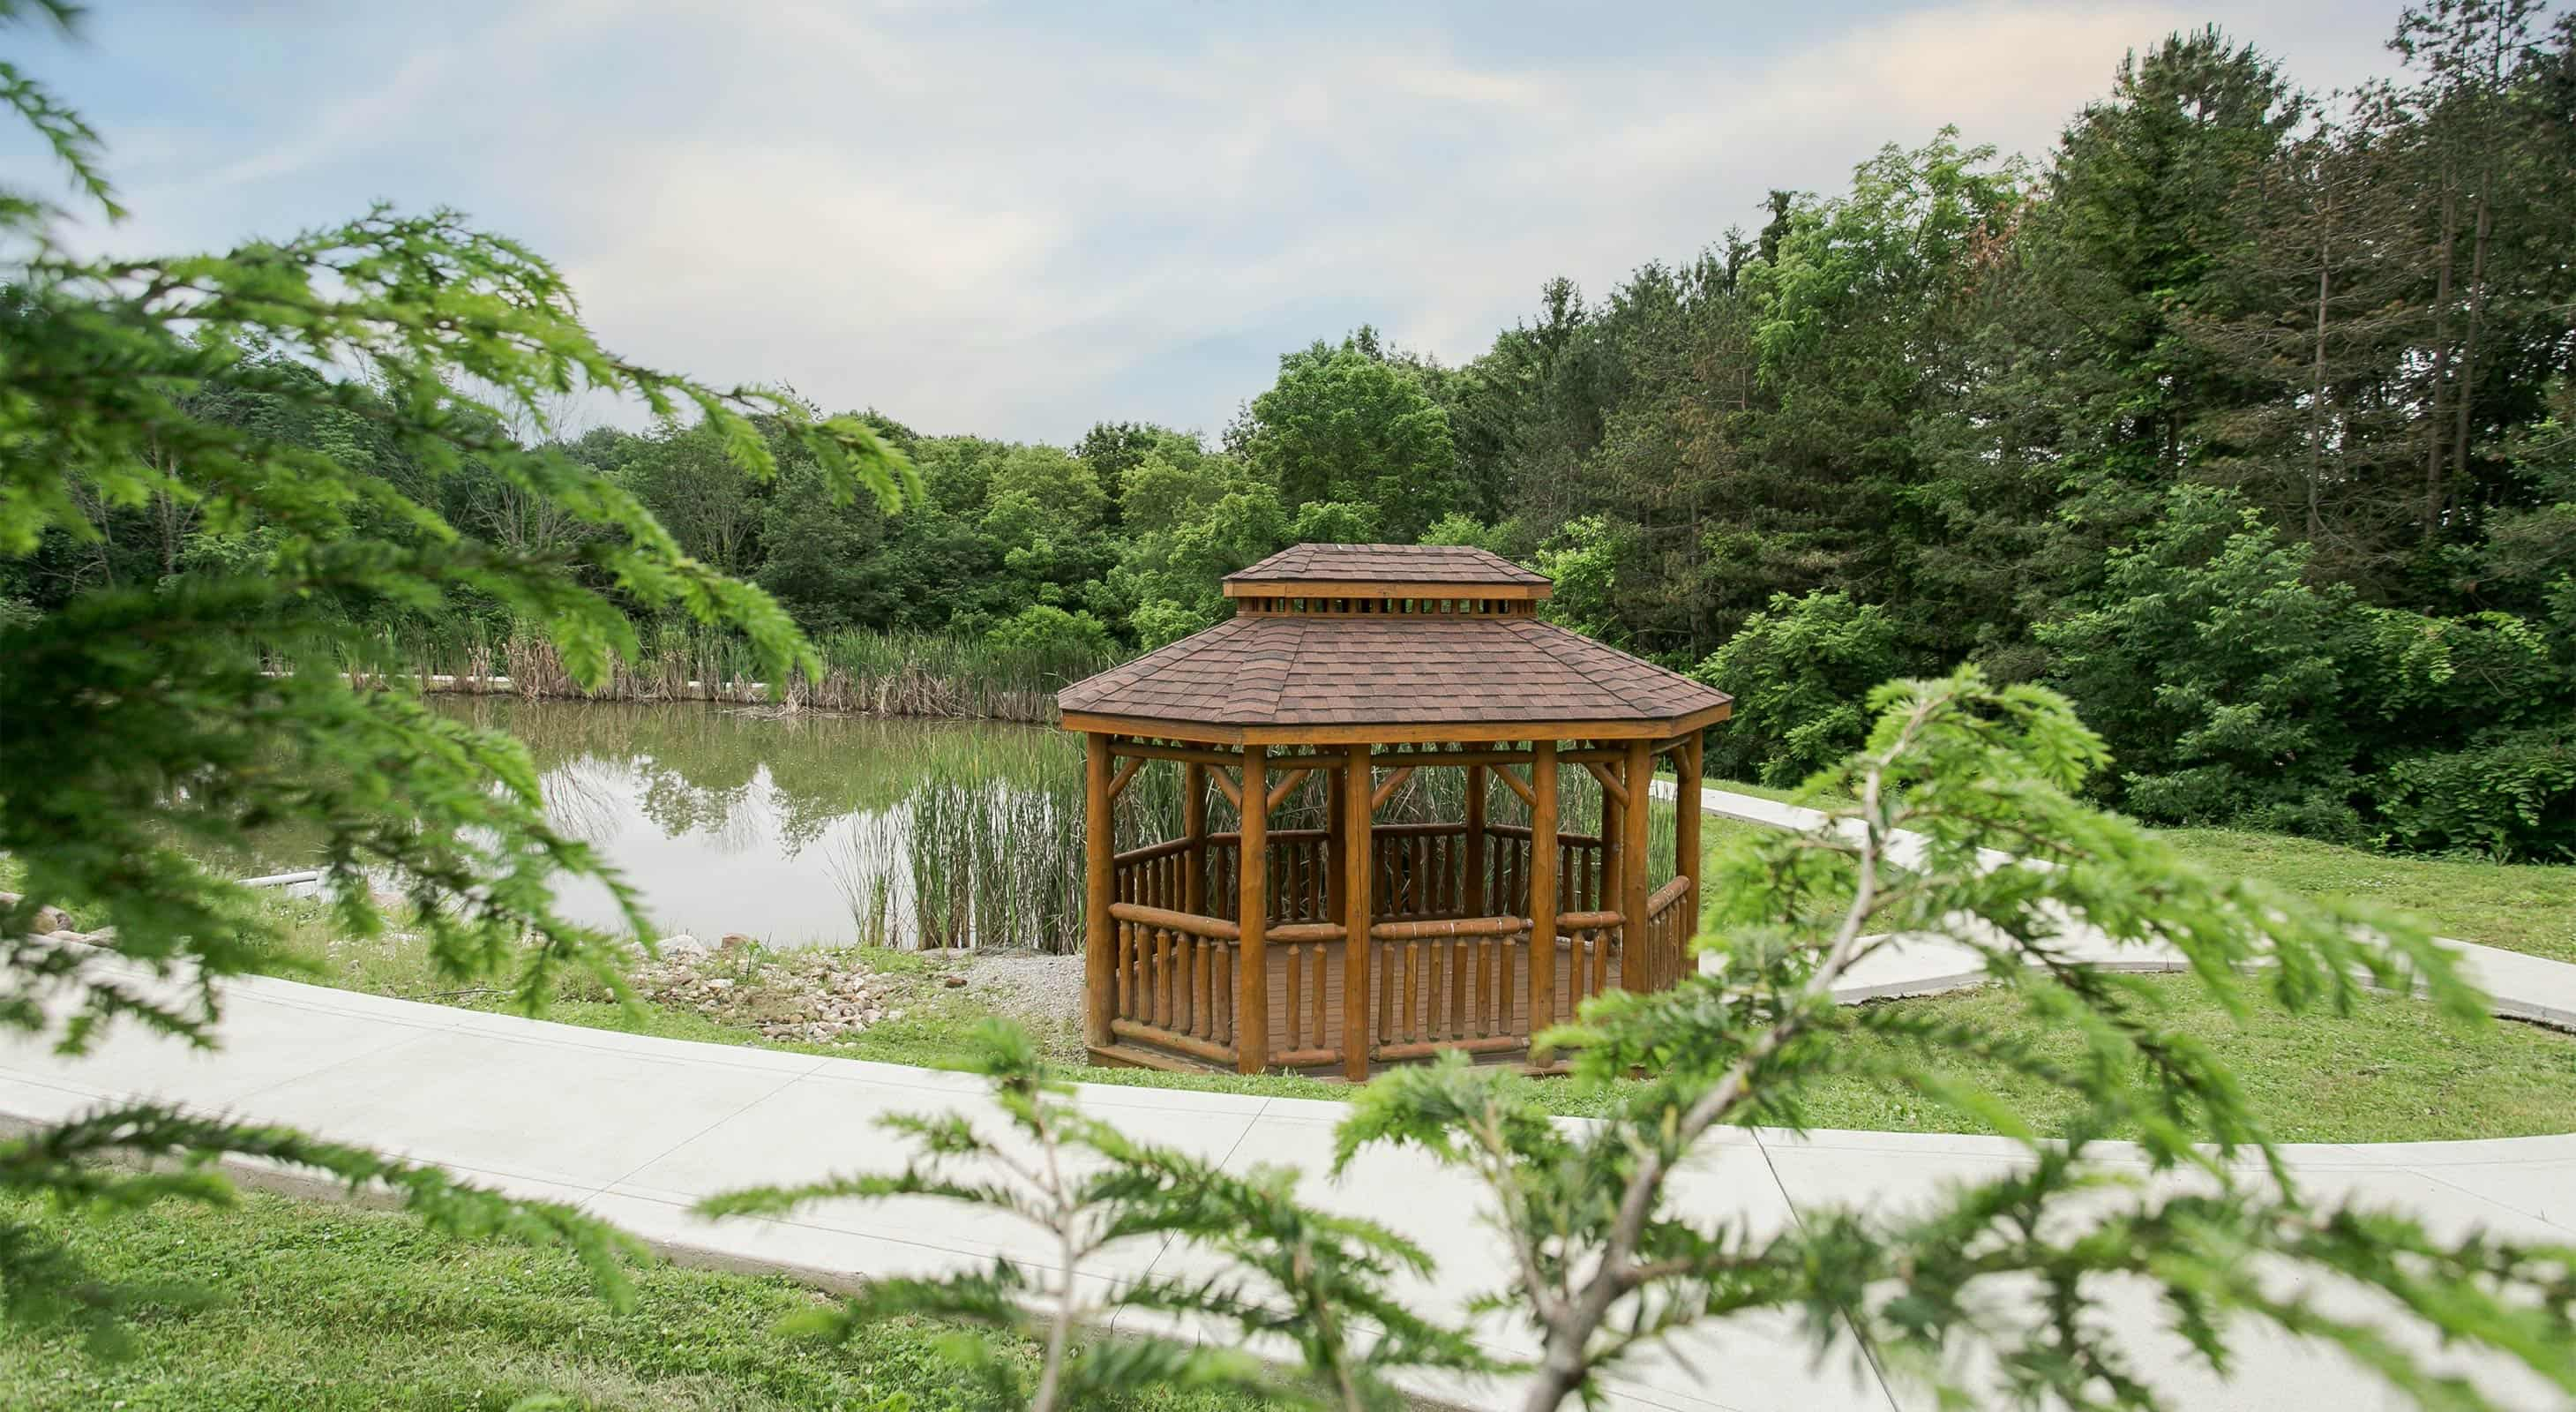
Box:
953 948 1086 1033
633 938 1082 1048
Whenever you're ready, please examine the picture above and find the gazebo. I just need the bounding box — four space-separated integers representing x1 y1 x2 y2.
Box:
1059 544 1733 1078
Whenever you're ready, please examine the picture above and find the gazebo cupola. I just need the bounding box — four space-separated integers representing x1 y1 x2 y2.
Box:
1058 543 1733 1078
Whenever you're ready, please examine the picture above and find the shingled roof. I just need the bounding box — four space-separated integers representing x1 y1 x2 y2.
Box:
1060 545 1731 743
1224 542 1550 594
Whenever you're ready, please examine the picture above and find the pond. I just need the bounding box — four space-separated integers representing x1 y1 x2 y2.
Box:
211 700 1093 950
215 698 1667 952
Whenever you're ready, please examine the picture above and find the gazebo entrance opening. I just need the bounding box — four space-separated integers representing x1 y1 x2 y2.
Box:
1060 545 1733 1078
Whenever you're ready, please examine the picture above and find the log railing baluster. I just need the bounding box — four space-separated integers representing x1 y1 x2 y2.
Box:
1313 946 1329 1048
1284 943 1303 1050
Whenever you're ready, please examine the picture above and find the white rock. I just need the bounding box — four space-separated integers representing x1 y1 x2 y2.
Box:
660 933 709 954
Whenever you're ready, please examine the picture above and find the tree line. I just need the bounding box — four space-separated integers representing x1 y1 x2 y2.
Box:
8 4 2571 858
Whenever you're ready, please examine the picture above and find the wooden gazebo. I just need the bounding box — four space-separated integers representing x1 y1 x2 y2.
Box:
1060 544 1733 1078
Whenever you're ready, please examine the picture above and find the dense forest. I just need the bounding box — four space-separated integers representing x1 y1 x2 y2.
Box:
7 4 2572 859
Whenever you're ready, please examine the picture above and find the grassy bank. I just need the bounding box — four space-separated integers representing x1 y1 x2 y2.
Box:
0 1190 1284 1412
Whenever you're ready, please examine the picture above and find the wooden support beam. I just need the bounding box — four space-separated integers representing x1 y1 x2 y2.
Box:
1183 761 1209 918
1083 732 1114 1050
1675 732 1703 989
1621 737 1652 991
1495 764 1537 807
1105 755 1144 802
1464 763 1489 917
1325 767 1346 920
1528 739 1559 1031
1207 768 1241 811
1107 739 1240 767
1599 753 1624 950
1264 766 1312 814
1238 746 1269 1075
1369 747 1534 768
1369 765 1415 811
1343 741 1374 1083
1559 747 1629 764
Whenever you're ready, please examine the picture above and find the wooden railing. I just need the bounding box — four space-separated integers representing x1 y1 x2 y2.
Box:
1267 920 1348 1070
1107 827 1665 1073
1553 909 1625 1018
1107 902 1240 1069
1634 876 1693 993
1373 822 1474 921
1112 837 1195 914
1367 915 1531 1061
1484 824 1606 915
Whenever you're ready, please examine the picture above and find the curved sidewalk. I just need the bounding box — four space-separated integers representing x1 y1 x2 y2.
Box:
0 791 2568 1410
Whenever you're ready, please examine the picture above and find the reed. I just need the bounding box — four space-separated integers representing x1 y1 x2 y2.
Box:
326 619 1127 724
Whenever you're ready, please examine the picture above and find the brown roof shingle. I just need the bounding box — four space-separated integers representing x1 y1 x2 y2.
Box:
1058 615 1731 735
1224 543 1549 588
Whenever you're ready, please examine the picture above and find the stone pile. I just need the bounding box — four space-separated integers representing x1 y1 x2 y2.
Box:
637 934 909 1044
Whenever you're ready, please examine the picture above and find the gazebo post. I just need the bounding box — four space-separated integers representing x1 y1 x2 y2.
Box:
1676 733 1703 982
1599 740 1624 921
1238 745 1268 1074
1341 740 1373 1082
1083 732 1113 1051
1529 738 1559 1030
1325 767 1345 920
1621 736 1653 989
1464 762 1488 914
1182 761 1208 918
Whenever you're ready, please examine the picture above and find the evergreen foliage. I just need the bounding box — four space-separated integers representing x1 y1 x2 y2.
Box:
1332 670 2573 1411
700 1021 1489 1412
0 0 907 1333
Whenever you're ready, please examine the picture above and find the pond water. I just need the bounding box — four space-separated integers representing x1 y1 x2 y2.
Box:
233 699 1105 950
216 697 1664 951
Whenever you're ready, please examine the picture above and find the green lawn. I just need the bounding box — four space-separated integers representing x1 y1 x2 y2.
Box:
0 1190 1284 1412
1790 972 2576 1143
2158 828 2576 964
266 896 2576 1145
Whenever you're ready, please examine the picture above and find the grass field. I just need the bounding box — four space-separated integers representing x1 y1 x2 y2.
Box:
266 890 2576 1145
0 1190 1285 1412
2157 828 2576 964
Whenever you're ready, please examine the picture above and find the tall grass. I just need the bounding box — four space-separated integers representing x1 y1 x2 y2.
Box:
333 619 1127 724
832 745 1188 954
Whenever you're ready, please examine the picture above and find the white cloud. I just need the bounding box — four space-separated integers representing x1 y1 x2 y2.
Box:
46 0 2403 442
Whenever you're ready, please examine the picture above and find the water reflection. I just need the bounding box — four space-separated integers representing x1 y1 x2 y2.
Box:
227 699 1093 949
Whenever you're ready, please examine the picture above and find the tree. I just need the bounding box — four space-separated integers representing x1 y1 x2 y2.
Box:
1238 330 1467 542
621 417 776 575
1340 669 2572 1411
2036 488 2363 835
0 3 914 1331
1689 590 1906 785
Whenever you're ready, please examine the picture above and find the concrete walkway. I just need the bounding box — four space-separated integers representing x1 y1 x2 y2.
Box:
1 789 2571 1410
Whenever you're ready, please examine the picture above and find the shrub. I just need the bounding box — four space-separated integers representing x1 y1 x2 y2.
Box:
1689 590 1903 786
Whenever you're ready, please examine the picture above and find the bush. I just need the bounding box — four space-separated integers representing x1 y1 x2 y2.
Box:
1690 590 1903 786
2378 724 2576 860
985 605 1113 658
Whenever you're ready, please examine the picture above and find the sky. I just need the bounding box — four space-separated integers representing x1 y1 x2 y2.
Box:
11 0 2405 445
